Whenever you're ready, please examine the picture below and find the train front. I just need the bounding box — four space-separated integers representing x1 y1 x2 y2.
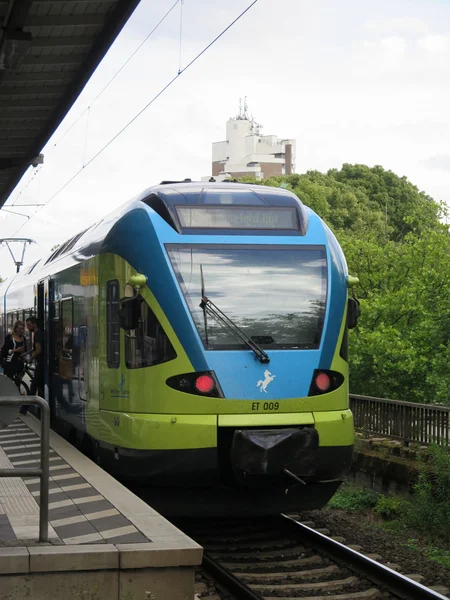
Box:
113 182 357 516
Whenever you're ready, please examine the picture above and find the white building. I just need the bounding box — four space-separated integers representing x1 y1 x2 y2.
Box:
203 100 296 182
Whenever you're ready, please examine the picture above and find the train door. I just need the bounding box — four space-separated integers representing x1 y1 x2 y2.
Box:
36 281 46 401
48 279 57 421
37 282 44 323
78 325 88 401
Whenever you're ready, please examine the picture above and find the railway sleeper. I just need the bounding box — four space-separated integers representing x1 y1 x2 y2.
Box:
238 564 340 581
221 554 324 570
191 523 270 533
253 574 359 592
205 539 297 552
430 586 449 596
381 562 401 571
330 535 346 543
198 530 283 544
208 545 308 559
404 573 424 583
270 589 382 600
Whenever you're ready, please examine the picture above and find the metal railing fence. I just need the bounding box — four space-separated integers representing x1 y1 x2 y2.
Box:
350 394 450 446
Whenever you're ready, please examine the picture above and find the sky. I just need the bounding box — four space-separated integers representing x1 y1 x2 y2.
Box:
1 0 450 277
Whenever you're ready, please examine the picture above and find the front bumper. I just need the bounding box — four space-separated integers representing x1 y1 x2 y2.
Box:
98 442 353 485
97 408 354 484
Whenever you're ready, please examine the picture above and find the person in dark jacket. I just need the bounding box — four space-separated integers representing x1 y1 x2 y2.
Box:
1 320 27 382
24 317 45 408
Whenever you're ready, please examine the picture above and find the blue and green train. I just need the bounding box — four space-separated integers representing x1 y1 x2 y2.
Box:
0 181 359 516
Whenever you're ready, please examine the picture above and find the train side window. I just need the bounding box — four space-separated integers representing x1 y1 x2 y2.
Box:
51 302 60 376
61 299 73 360
60 299 73 381
124 297 176 369
106 280 120 368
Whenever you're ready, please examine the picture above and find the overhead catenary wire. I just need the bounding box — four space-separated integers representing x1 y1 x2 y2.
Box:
7 0 259 240
7 165 43 208
2 208 30 219
82 106 91 168
178 0 184 73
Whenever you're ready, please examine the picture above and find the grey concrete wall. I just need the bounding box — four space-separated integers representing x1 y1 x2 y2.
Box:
0 566 194 600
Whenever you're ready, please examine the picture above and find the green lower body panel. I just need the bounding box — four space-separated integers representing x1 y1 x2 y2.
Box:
98 409 354 450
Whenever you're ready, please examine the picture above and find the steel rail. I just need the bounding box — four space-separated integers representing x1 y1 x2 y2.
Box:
202 553 264 600
281 514 449 600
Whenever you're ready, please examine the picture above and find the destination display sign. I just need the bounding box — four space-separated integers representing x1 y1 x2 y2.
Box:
176 206 299 230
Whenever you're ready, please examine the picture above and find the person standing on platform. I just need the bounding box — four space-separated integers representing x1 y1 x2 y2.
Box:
1 320 27 382
23 317 45 414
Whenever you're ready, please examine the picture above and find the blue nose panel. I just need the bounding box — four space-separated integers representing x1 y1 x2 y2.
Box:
206 350 320 399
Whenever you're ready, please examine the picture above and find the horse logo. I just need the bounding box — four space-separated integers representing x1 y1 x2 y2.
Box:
256 370 276 393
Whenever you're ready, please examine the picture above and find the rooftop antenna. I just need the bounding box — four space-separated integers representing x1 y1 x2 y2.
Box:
248 107 262 135
237 97 250 120
243 96 249 120
0 238 36 273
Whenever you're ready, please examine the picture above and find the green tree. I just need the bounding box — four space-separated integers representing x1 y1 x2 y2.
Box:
343 229 450 403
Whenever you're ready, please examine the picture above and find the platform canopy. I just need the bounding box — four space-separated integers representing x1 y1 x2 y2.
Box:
0 0 141 209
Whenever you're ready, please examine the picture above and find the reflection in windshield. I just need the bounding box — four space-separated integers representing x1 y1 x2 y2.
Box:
166 245 327 349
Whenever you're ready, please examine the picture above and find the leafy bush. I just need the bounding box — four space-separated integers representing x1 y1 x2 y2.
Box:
328 484 379 512
405 445 450 542
375 496 410 521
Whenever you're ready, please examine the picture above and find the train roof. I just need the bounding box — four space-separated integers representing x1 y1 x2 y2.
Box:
136 180 303 212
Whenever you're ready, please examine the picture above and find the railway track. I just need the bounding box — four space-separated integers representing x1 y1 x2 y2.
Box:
180 515 449 600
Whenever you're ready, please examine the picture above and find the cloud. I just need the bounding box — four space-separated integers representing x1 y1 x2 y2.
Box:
422 155 450 171
365 17 429 35
417 35 449 53
378 35 409 65
357 35 408 72
380 36 407 54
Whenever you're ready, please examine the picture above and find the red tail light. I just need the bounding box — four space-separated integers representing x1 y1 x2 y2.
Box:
166 371 223 397
195 375 215 393
308 369 344 396
315 372 331 392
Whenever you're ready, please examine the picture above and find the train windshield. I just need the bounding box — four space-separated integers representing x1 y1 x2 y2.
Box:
166 245 328 350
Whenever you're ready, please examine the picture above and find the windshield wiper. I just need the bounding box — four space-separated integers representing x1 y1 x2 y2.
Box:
199 294 270 364
200 265 209 347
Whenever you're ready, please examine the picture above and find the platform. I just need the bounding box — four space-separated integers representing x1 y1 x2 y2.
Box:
0 414 202 600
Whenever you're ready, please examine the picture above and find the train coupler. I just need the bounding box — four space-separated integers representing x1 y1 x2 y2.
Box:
230 427 319 487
